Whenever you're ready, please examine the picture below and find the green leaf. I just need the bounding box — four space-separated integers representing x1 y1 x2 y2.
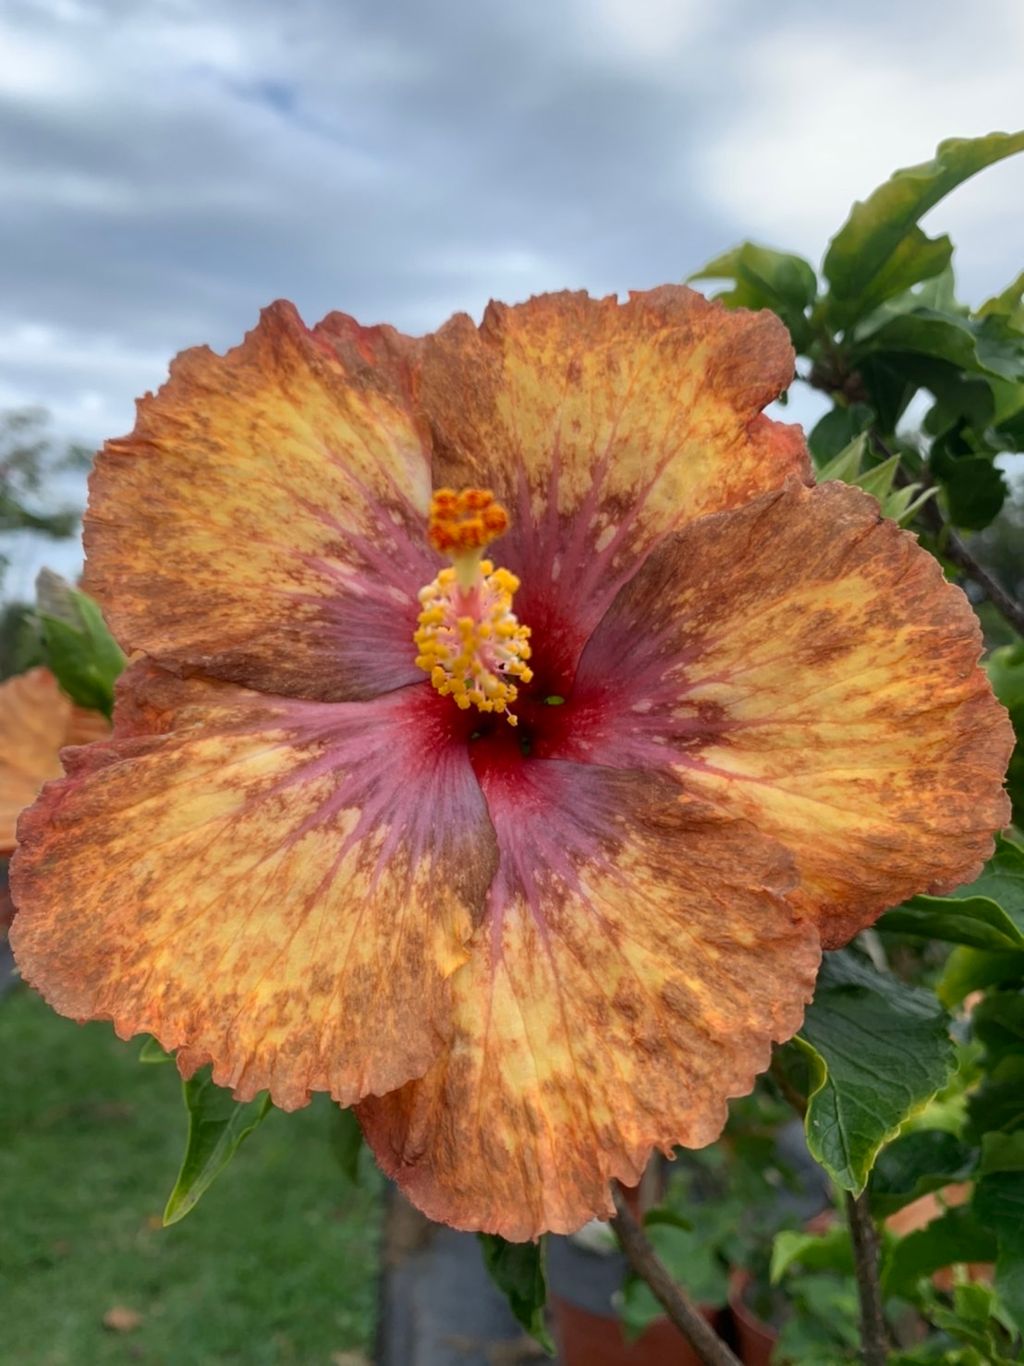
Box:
163 1070 272 1226
935 453 1008 530
988 645 1024 829
940 949 1024 1008
808 405 875 463
882 1205 998 1299
988 644 1024 714
923 374 996 439
949 836 1024 923
854 309 1024 383
796 951 956 1192
35 572 124 719
869 1130 978 1217
979 270 1024 328
824 132 1024 320
812 435 933 525
477 1235 553 1354
968 1055 1024 1138
689 241 817 347
771 1226 855 1283
885 836 1024 952
972 991 1024 1061
980 1132 1024 1176
138 1037 174 1064
619 1216 730 1339
881 900 1023 953
774 1274 862 1364
330 1107 364 1185
815 432 869 483
974 1170 1024 1331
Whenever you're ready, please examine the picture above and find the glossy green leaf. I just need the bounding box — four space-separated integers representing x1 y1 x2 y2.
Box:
35 572 124 719
869 1130 978 1218
882 1205 998 1299
477 1234 553 1354
163 1070 272 1226
796 952 956 1192
846 230 954 323
887 836 1024 952
689 241 817 347
824 132 1024 318
854 310 1024 383
923 374 996 438
950 836 1024 924
808 405 874 463
881 900 1023 952
938 455 1008 530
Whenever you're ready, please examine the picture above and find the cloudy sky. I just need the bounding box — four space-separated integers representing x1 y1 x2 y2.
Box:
2 0 1023 597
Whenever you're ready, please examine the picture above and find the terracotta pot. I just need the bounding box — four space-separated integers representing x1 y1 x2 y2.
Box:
550 1291 725 1366
885 1184 993 1291
728 1271 778 1366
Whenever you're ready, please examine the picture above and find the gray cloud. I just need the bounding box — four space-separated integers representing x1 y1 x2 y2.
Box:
1 0 1021 600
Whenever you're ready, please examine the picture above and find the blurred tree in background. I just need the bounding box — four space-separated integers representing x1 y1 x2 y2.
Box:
0 408 88 679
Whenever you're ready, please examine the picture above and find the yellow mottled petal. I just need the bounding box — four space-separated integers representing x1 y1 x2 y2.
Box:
0 668 108 855
359 761 819 1240
573 482 1013 946
418 287 809 685
11 665 496 1109
84 303 434 702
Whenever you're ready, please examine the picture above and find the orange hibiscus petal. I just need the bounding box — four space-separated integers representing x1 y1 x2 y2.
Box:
570 482 1013 946
84 303 435 702
0 668 108 855
11 665 497 1110
419 286 809 687
358 759 820 1240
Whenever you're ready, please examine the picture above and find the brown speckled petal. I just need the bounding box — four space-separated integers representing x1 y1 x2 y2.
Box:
359 759 819 1240
570 482 1014 946
418 286 809 688
84 303 434 701
11 664 497 1110
0 668 108 855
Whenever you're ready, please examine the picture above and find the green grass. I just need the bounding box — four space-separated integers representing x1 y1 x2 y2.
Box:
0 986 383 1365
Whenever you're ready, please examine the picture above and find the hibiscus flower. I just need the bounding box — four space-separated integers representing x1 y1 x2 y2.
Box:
10 287 1012 1240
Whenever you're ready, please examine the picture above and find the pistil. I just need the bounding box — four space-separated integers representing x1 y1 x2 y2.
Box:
414 489 533 724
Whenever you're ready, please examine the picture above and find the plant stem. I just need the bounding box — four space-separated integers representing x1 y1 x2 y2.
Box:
609 1185 742 1366
769 1055 808 1117
845 1190 890 1366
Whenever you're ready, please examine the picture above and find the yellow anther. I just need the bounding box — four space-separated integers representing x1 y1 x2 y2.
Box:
415 487 532 725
